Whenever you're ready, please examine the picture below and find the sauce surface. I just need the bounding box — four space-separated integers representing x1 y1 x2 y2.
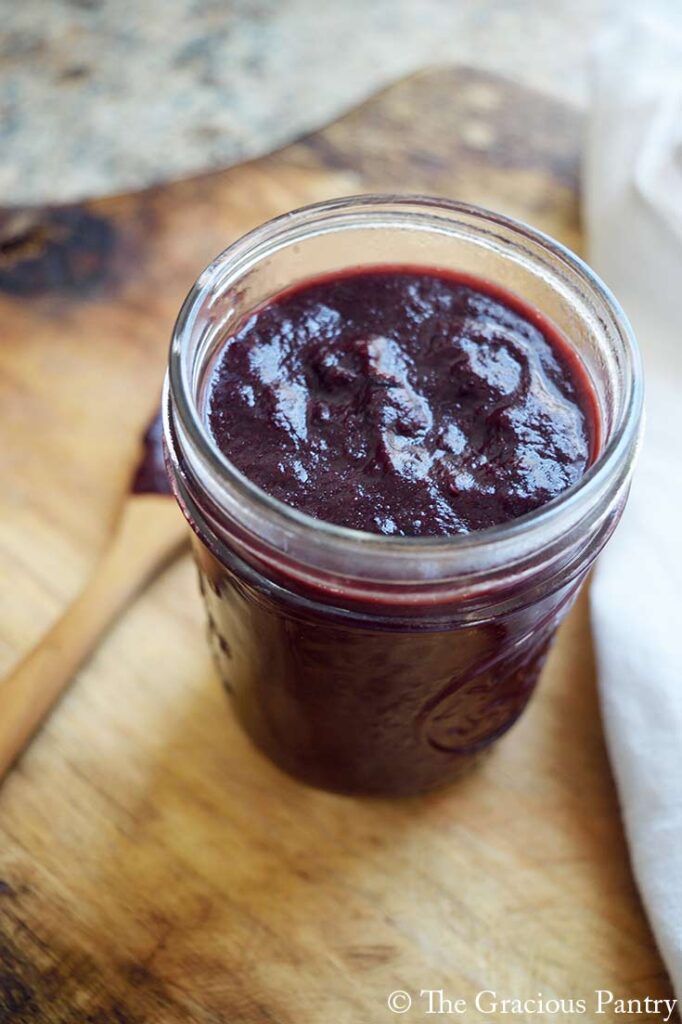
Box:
206 267 597 536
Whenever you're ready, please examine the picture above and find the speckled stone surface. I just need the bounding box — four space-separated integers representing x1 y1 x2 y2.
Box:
1 0 680 205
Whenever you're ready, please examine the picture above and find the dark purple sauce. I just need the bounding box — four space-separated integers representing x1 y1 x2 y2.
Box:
206 267 597 536
182 267 602 794
131 412 172 495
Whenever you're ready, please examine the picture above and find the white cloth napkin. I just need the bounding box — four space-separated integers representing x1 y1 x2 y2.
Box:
586 14 682 996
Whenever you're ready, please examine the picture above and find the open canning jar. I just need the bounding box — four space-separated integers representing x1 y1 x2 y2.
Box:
164 195 643 796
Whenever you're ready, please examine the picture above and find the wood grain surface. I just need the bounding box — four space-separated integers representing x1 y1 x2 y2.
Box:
0 68 673 1023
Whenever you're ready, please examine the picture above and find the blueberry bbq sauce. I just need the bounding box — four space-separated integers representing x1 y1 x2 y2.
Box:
206 268 597 537
185 266 602 795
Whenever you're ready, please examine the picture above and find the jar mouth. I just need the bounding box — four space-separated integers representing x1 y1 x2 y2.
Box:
167 194 643 590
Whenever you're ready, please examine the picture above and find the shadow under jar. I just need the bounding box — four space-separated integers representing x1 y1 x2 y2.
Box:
164 195 642 797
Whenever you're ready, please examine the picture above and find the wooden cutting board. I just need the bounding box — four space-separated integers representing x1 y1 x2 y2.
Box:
0 69 673 1023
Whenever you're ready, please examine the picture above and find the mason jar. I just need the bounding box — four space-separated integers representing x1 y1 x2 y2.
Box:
163 195 642 796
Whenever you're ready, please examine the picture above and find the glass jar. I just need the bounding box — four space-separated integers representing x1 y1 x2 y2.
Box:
164 195 642 796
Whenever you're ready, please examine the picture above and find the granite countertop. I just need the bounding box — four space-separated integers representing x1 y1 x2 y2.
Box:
1 0 679 205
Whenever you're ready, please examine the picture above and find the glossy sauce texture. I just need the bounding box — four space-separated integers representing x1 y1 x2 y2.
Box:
206 268 597 536
186 267 602 794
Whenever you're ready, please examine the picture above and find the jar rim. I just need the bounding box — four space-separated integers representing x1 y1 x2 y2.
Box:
166 194 643 589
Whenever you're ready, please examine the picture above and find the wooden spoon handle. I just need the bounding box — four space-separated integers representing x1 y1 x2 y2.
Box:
0 496 188 780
